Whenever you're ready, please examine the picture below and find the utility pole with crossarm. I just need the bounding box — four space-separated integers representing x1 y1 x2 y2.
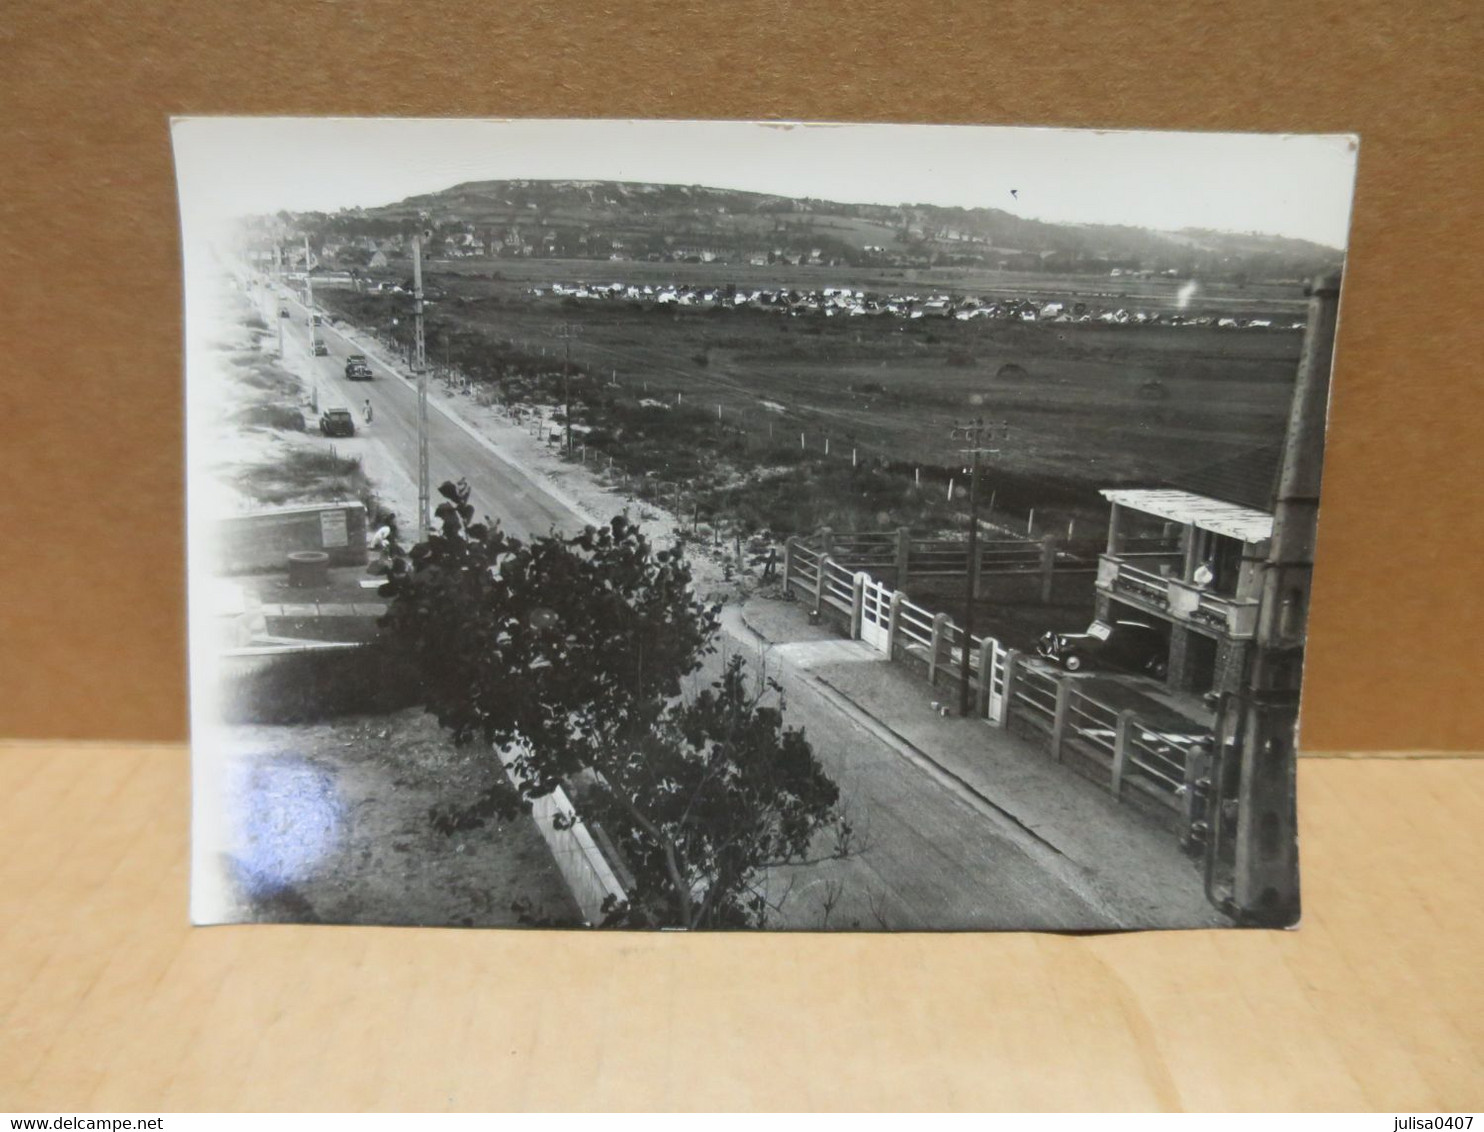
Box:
552 322 580 455
950 417 1009 716
413 232 429 541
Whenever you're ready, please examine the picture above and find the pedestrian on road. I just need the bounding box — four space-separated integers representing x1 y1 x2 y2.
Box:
363 399 373 425
762 547 778 579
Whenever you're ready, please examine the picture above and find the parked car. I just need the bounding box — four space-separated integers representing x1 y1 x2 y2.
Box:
319 408 356 437
1037 618 1168 677
344 354 373 380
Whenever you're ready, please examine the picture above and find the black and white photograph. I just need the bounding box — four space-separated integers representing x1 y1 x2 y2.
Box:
176 118 1358 932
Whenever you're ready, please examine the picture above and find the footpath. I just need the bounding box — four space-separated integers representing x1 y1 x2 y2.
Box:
733 592 1226 929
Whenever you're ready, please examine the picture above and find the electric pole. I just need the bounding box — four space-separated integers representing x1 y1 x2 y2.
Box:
303 234 315 346
413 232 430 542
552 323 580 455
949 417 1008 716
273 243 284 359
1209 271 1341 927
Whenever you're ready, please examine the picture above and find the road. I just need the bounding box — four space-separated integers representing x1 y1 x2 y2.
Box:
716 622 1120 930
268 284 576 540
253 276 1138 930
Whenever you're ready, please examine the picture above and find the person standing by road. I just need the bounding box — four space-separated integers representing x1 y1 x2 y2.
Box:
363 399 373 425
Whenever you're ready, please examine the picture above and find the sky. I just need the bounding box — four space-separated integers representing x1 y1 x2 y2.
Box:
172 118 1359 249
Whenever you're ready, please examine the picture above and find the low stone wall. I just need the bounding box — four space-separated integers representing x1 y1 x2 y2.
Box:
215 501 368 574
497 748 629 926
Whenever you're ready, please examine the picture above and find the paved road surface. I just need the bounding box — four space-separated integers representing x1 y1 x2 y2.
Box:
271 286 575 540
714 622 1119 930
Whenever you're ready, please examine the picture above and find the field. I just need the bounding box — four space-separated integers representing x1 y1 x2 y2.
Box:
318 258 1306 539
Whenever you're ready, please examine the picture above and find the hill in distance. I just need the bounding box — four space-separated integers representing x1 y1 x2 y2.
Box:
298 179 1343 280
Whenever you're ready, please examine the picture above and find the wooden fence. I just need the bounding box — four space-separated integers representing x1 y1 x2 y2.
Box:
782 535 1209 833
803 526 1095 600
998 658 1208 819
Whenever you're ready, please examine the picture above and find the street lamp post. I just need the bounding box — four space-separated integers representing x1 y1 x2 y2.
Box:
950 418 1008 716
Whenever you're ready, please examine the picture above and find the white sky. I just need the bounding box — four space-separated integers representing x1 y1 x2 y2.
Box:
172 118 1359 249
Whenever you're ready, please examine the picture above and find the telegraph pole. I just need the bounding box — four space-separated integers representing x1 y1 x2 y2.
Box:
413 233 430 541
552 323 580 455
273 243 284 359
949 418 1008 716
303 234 315 345
1210 271 1341 927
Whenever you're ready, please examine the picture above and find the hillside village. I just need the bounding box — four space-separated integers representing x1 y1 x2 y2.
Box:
255 178 1343 284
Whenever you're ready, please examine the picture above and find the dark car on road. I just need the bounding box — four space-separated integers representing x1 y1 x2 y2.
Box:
1037 618 1168 677
344 354 373 380
319 408 356 437
278 307 290 318
311 339 329 356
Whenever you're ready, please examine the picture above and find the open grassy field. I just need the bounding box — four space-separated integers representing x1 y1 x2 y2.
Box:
319 258 1305 538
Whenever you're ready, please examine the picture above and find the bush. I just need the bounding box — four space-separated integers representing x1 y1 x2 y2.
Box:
235 405 306 431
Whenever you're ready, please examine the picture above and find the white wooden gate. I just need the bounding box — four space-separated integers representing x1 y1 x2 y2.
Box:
985 638 1009 723
859 575 892 652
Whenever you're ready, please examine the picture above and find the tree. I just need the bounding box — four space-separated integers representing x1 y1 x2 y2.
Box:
377 480 845 928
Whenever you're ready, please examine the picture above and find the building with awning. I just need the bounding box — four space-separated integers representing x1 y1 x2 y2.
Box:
1094 486 1275 694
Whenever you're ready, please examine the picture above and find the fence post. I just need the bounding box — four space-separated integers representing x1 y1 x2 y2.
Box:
971 533 985 599
928 613 949 685
783 537 797 595
999 648 1021 729
1039 535 1059 604
1111 709 1136 798
886 590 903 659
975 636 996 717
850 572 866 639
895 527 911 588
1050 678 1073 763
815 555 832 618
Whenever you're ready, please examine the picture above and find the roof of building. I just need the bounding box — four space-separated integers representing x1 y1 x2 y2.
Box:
1100 488 1274 544
1166 442 1282 513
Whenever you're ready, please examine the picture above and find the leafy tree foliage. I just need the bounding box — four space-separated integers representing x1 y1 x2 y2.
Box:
377 480 843 928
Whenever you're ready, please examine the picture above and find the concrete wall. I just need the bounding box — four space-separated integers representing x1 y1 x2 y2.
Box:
496 746 629 926
525 783 630 926
215 501 368 574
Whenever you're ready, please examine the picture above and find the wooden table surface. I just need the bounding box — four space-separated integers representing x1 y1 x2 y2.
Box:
1 742 1478 1112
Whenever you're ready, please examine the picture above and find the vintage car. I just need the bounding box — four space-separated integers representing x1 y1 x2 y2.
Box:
1037 618 1168 677
311 339 329 356
319 408 356 438
344 354 373 380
